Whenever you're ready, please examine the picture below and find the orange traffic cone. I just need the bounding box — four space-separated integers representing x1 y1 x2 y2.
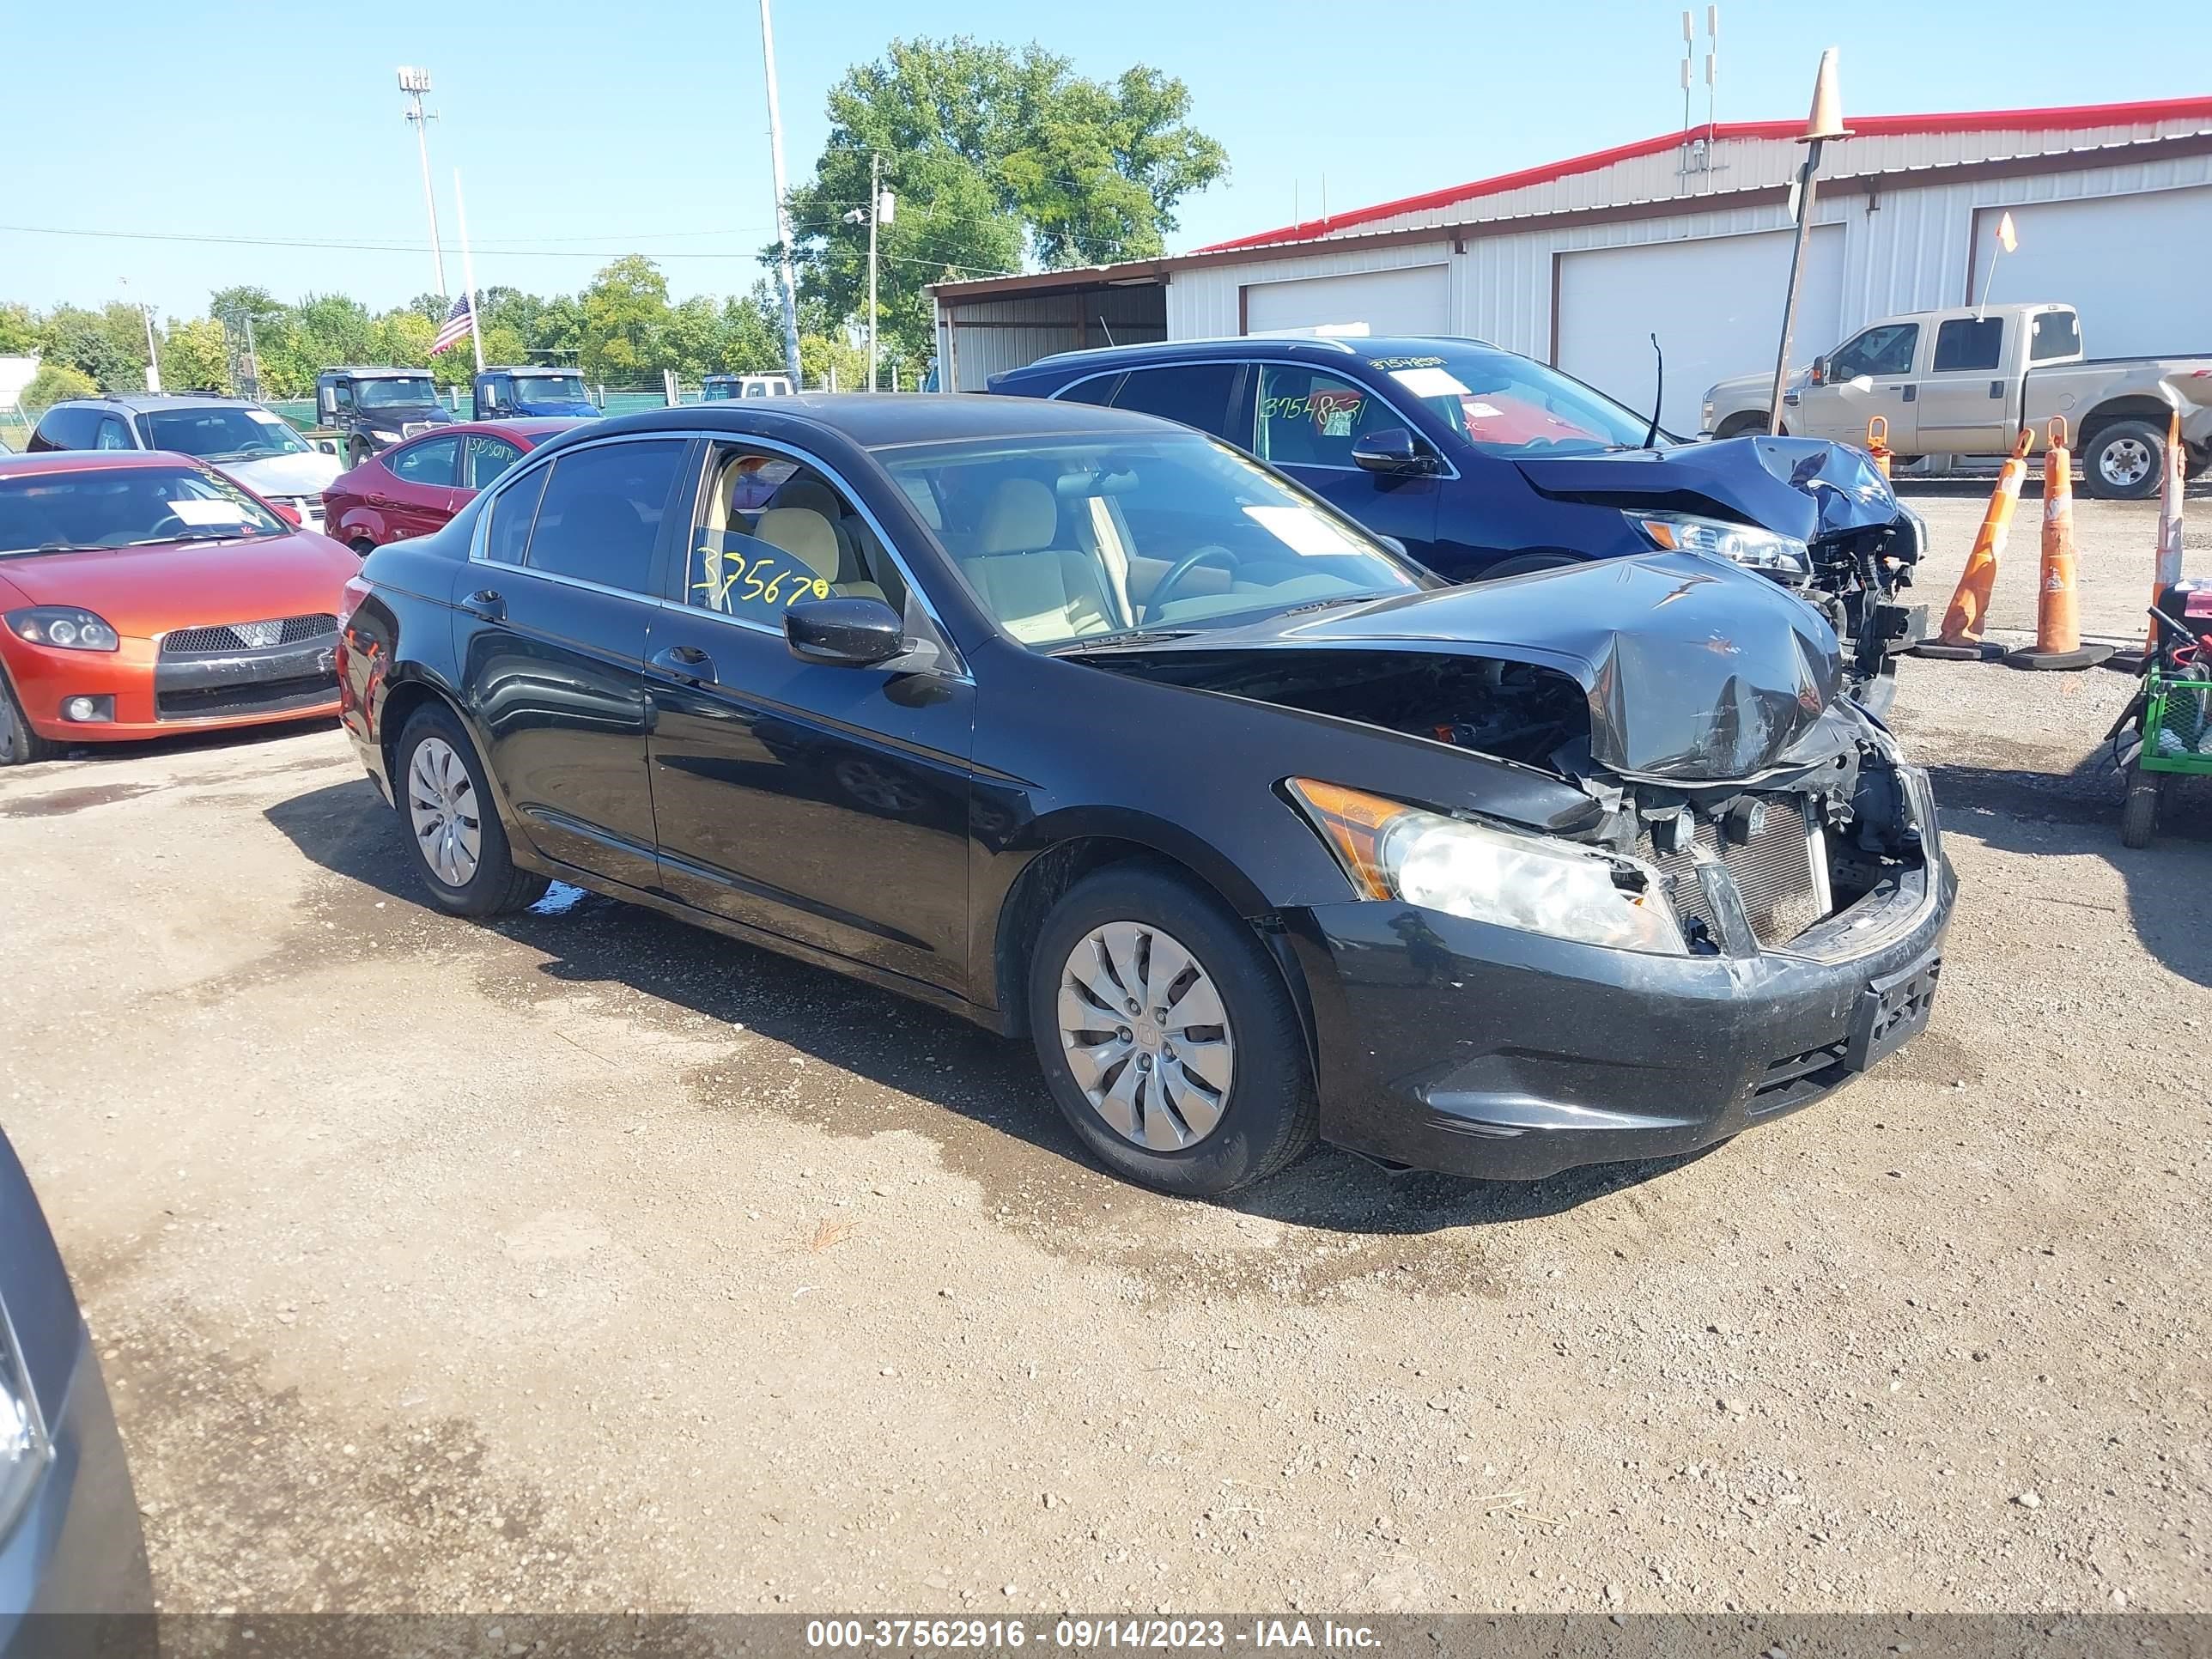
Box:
2006 417 2115 671
1917 427 2033 661
1865 415 1893 480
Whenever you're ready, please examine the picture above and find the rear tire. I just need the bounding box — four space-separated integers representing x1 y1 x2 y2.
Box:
0 665 62 766
1028 865 1316 1197
2120 762 2161 849
2081 420 2166 501
392 702 549 917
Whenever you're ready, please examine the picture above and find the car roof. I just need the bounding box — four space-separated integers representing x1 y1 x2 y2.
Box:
1002 333 1498 379
393 417 583 442
0 449 210 478
585 392 1194 449
323 366 433 378
42 392 254 412
488 365 586 376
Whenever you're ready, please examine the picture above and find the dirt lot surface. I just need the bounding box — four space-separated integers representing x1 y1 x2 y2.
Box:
3 517 2210 1618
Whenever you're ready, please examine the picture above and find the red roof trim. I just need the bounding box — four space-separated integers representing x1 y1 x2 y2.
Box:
1193 94 2212 253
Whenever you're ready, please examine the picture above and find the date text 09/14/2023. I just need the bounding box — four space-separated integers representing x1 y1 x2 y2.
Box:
803 1618 1382 1650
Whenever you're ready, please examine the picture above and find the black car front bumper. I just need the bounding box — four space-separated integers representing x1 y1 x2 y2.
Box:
1287 848 1956 1182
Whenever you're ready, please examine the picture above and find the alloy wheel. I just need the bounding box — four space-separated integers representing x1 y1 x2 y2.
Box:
2102 437 2154 489
1056 921 1236 1152
406 736 483 887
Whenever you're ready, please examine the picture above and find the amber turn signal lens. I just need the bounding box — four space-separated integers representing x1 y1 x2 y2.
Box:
1284 778 1413 901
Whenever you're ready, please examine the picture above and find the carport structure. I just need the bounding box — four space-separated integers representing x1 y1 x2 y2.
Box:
931 95 2212 431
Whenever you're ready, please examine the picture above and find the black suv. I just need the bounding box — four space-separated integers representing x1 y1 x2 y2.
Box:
991 336 1925 705
314 368 455 465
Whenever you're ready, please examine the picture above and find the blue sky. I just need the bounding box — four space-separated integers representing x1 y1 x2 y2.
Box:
7 0 2209 320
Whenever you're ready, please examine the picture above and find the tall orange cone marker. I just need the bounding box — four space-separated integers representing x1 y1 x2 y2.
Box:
2007 417 2115 671
1866 415 1893 479
2111 410 2189 673
1917 427 2033 660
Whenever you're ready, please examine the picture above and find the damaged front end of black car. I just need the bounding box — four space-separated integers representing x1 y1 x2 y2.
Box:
1517 433 1929 715
1066 550 1953 1181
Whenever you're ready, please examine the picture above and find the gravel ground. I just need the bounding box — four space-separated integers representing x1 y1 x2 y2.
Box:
2 593 2209 1618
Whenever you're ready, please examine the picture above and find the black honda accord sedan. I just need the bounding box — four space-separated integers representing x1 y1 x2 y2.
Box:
337 395 1954 1196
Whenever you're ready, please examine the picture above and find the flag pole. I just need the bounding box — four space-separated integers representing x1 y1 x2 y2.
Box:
1977 211 2014 313
453 167 485 373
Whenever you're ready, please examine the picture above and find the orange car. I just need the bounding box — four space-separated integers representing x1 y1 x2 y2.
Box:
0 451 361 764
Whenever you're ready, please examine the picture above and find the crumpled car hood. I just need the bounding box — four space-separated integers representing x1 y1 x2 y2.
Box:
1515 434 1902 543
1097 552 1849 784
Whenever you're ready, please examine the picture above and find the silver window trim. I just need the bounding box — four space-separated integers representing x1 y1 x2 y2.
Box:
470 428 969 680
1049 356 1462 481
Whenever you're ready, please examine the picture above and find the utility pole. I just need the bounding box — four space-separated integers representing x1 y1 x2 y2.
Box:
757 0 805 386
398 67 448 298
1768 48 1850 437
867 151 880 392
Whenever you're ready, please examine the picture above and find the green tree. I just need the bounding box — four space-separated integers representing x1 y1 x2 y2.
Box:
39 305 147 391
161 317 233 393
0 304 39 356
580 256 673 382
21 363 98 412
784 38 1226 363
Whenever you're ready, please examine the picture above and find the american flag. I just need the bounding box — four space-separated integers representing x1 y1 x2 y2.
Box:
430 292 474 356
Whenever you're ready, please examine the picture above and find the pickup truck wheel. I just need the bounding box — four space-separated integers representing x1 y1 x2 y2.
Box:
1716 413 1768 441
2082 421 2165 500
349 439 374 468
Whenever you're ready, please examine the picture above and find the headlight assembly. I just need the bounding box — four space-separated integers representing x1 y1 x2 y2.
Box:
1626 510 1811 580
1286 779 1686 955
7 607 120 651
0 1299 50 1542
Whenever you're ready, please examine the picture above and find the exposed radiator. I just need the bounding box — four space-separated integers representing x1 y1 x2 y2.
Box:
1650 799 1828 949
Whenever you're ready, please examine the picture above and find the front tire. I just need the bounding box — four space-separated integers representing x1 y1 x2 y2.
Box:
1028 865 1316 1196
2120 762 2161 848
0 666 62 766
349 439 374 469
1716 412 1768 441
392 703 548 916
2082 420 2166 501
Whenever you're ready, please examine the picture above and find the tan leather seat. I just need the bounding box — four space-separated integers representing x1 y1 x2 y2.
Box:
754 508 884 604
957 478 1119 644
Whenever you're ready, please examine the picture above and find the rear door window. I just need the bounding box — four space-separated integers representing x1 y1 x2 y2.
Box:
1932 316 2004 374
1106 363 1240 437
94 416 136 450
1055 374 1122 407
520 439 685 592
30 406 99 451
465 435 524 489
389 435 459 486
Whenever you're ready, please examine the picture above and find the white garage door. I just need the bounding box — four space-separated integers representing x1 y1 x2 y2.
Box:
1241 264 1450 337
1977 187 2212 357
1555 226 1844 434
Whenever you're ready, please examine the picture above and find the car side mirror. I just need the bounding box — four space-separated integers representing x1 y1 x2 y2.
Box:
785 596 906 667
1807 357 1827 386
1351 427 1437 475
269 501 302 526
315 438 339 456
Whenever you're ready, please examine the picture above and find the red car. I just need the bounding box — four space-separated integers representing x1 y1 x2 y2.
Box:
322 418 583 553
0 451 359 763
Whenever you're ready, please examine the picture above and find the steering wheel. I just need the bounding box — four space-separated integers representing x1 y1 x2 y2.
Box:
1143 544 1237 621
147 512 189 541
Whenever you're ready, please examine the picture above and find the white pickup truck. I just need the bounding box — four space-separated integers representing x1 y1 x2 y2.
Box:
1699 302 2212 498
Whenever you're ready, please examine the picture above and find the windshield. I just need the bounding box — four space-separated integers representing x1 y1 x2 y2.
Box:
514 374 592 404
138 404 309 463
701 380 738 400
0 464 285 555
356 377 442 410
1360 347 1656 457
878 431 1430 648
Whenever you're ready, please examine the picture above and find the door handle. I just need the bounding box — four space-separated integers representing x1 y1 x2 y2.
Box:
1900 386 1917 403
462 588 504 623
1989 380 2004 398
650 643 717 685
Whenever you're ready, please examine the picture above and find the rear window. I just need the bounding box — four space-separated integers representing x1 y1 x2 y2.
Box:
520 440 684 592
1933 316 2005 374
2030 310 2082 362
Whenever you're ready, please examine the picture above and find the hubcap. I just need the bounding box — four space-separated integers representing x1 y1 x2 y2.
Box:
406 736 482 887
2103 437 2154 488
1057 921 1235 1152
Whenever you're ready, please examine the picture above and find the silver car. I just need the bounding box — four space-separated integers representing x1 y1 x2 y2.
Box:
26 393 343 532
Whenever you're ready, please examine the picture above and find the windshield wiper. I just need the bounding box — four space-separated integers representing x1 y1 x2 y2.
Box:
1277 592 1384 617
1049 628 1197 654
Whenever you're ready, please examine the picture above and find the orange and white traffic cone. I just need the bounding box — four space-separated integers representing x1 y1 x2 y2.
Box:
2007 417 2115 671
1865 415 1893 480
1917 427 2033 661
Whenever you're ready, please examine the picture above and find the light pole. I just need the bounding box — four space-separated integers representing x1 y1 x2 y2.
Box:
398 66 449 298
757 0 805 386
843 155 896 392
1768 47 1850 436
